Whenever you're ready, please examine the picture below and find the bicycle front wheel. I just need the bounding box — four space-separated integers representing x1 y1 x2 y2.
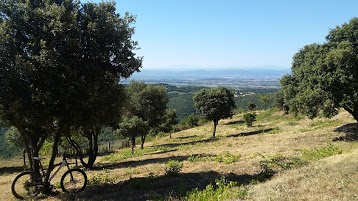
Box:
11 171 41 199
60 169 87 193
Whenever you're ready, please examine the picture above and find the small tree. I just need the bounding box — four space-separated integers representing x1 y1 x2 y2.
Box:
114 116 148 155
248 102 257 112
243 113 256 127
194 87 236 137
159 109 178 138
126 82 169 148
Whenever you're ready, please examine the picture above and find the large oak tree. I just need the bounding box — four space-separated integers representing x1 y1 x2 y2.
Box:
0 0 142 182
280 18 358 121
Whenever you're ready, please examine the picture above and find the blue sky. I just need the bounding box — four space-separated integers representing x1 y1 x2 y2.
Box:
91 0 358 69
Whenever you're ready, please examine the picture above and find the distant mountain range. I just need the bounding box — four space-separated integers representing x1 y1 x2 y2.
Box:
127 66 290 80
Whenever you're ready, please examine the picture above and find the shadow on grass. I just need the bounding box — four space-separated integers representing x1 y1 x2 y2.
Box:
227 128 274 138
93 155 189 171
333 123 358 141
0 165 26 175
176 135 199 140
56 170 273 201
223 120 245 125
152 137 219 149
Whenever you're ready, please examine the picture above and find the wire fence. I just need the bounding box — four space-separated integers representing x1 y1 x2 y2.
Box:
61 139 130 156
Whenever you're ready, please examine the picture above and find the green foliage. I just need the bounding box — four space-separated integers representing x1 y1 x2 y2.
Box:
194 87 236 136
260 155 307 176
0 128 21 159
243 113 256 127
215 151 241 164
301 144 342 161
187 151 241 164
248 102 257 111
159 109 178 133
235 91 278 112
185 177 245 201
4 127 24 148
88 171 116 186
0 0 142 170
280 18 358 121
115 116 148 140
175 114 202 131
125 81 169 148
164 160 183 176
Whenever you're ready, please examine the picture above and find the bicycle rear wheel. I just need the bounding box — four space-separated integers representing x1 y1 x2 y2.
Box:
60 169 87 193
11 171 41 199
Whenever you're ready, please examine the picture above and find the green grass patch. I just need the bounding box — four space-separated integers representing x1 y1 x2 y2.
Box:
88 171 116 185
184 177 248 201
256 108 304 123
164 160 183 176
188 151 241 164
301 144 343 161
266 127 281 134
102 145 177 162
260 154 307 176
309 119 343 129
287 121 299 126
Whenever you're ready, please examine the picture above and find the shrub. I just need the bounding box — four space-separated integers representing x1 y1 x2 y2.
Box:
185 177 245 201
243 113 256 127
164 160 183 176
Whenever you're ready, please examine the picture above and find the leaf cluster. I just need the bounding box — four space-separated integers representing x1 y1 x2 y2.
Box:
280 18 358 121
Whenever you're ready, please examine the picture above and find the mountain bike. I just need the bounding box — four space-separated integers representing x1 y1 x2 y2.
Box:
11 153 87 199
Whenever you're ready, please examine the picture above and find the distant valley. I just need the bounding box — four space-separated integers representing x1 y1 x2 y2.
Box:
124 66 291 89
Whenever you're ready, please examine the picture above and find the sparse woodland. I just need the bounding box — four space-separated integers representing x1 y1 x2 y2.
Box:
0 0 358 200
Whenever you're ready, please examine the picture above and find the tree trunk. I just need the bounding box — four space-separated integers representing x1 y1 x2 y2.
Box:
42 131 61 193
67 128 99 169
131 137 135 155
30 142 41 182
44 132 61 182
343 106 358 122
87 129 98 168
212 120 218 138
140 134 146 149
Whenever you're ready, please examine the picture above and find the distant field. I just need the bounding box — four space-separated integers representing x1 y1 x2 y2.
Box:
0 109 357 200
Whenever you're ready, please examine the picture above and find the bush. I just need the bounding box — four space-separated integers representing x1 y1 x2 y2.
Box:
164 160 183 176
185 177 246 201
243 113 256 127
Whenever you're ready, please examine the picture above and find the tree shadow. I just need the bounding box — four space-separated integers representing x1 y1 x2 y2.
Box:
176 135 199 139
93 154 189 171
333 123 358 141
227 128 274 138
223 120 245 125
56 170 273 201
0 165 26 175
152 137 219 149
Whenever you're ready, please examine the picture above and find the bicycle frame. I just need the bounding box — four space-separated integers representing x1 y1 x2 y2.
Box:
48 159 69 183
35 156 71 184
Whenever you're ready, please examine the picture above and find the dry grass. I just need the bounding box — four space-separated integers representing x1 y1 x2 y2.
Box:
0 109 357 200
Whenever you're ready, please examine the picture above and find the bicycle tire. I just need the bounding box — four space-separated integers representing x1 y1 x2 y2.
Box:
60 168 87 193
11 171 41 199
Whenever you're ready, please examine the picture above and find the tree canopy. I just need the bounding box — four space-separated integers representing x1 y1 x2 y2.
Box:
0 0 142 176
194 86 236 137
125 81 169 148
280 18 358 121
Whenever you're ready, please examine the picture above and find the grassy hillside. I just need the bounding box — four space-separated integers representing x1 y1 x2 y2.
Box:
0 109 357 200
